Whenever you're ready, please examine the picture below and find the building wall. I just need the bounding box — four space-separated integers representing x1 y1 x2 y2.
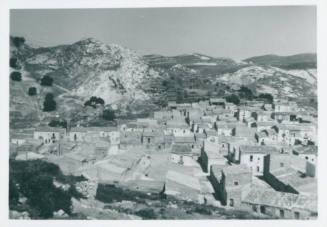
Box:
306 161 316 178
69 132 86 142
240 153 267 176
34 131 62 144
241 202 316 219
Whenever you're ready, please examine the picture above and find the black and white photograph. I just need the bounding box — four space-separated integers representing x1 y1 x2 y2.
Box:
1 0 326 226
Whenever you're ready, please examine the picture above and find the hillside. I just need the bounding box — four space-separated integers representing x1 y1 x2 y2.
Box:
244 53 316 70
10 36 317 127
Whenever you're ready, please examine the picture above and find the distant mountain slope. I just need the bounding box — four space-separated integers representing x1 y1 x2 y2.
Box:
244 53 316 70
216 65 316 99
143 53 243 75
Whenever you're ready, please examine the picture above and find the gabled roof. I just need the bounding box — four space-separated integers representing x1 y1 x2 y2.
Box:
242 186 317 213
293 145 318 155
35 127 66 133
240 145 278 154
171 144 192 154
174 135 195 144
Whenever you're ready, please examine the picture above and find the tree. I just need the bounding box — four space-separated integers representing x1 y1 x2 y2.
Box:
225 94 240 105
102 109 115 121
9 160 85 219
10 71 22 81
48 119 67 128
28 87 37 96
258 93 274 104
84 96 105 108
9 178 19 208
43 93 56 112
10 57 19 69
238 86 254 100
11 36 25 48
41 75 53 86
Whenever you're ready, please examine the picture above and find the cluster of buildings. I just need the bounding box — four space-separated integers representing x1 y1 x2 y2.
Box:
10 97 318 219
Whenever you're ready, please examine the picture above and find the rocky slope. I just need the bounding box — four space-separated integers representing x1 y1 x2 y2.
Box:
22 38 158 105
10 36 317 126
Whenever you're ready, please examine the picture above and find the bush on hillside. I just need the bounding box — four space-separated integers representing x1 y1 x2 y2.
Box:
48 119 67 128
10 57 19 69
238 86 254 100
225 94 240 105
10 71 22 81
40 75 53 86
102 108 115 121
135 208 157 219
28 87 37 96
257 93 274 104
9 160 85 219
84 96 105 108
11 36 25 48
43 93 56 112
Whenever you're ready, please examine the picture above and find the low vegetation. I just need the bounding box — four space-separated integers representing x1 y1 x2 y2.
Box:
41 75 54 86
28 87 37 96
10 57 19 69
84 96 105 108
102 108 116 121
48 119 67 128
10 71 22 82
9 160 86 219
11 36 26 48
96 183 262 220
43 93 57 112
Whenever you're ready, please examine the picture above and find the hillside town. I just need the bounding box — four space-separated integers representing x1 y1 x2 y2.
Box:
10 97 318 219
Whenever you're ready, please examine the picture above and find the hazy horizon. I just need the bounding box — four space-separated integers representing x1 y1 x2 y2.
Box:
10 6 316 60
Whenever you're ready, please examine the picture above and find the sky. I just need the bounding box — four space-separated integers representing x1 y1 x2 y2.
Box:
10 6 316 60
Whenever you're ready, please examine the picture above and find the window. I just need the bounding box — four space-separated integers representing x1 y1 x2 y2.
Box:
252 205 257 212
280 162 284 167
294 211 300 219
250 155 253 162
147 138 151 143
234 181 239 186
257 166 260 172
260 206 266 214
229 199 234 207
280 209 285 218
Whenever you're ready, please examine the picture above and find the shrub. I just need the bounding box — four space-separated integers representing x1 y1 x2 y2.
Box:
10 71 22 81
11 36 25 48
9 160 85 219
43 93 56 112
102 109 115 121
194 205 212 215
40 75 53 86
84 96 105 108
257 93 274 104
10 57 19 68
28 87 37 96
9 178 19 208
48 119 67 128
225 94 240 105
238 86 254 100
135 208 157 220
